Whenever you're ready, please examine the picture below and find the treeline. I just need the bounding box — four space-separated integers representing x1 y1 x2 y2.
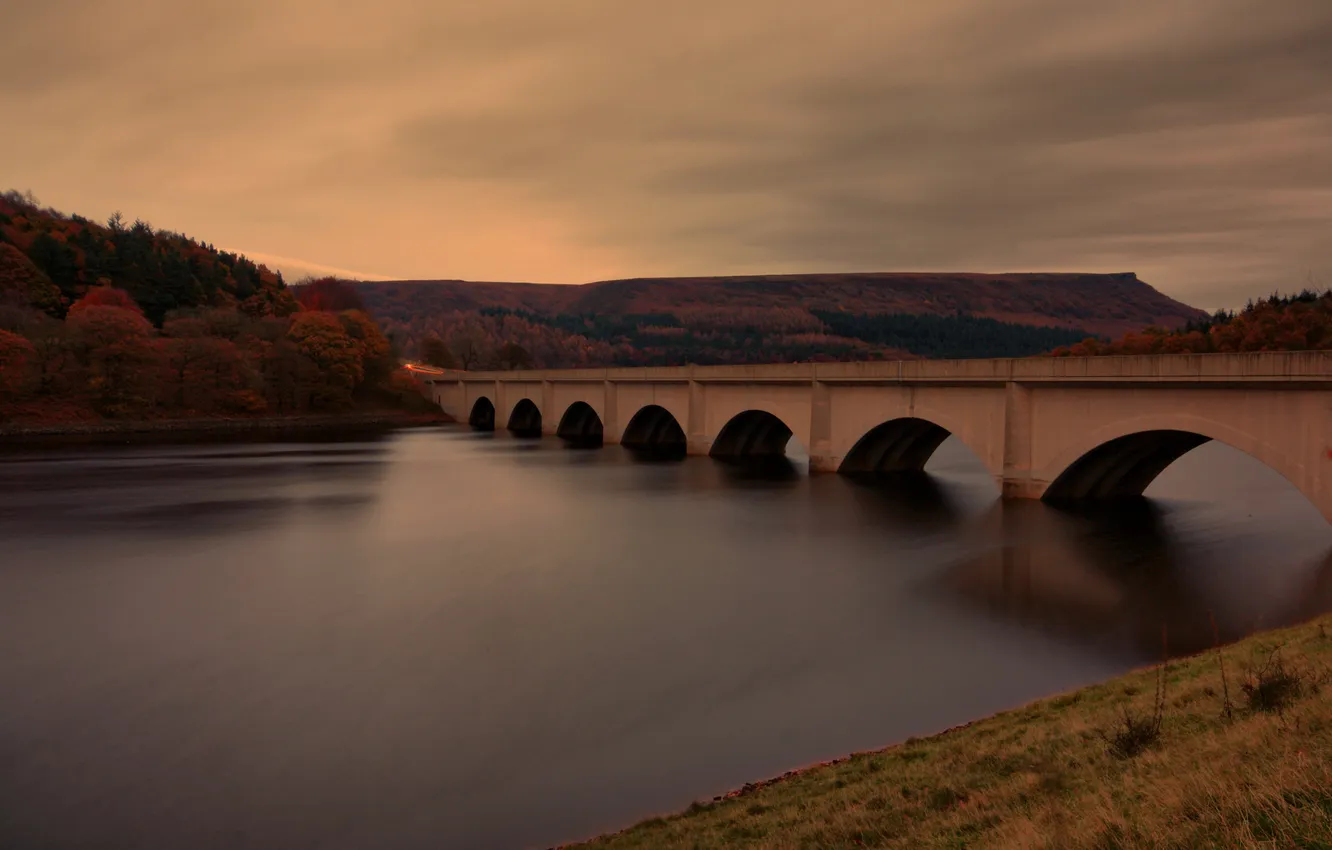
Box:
0 282 415 423
408 306 1093 370
1050 290 1332 356
0 190 293 324
0 191 420 423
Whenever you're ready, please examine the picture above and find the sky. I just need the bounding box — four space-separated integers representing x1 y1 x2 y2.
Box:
3 0 1330 310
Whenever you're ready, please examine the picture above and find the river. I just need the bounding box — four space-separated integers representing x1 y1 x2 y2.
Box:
2 426 1329 849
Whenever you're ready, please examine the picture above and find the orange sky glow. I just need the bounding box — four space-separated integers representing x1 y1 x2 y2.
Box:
4 0 1330 309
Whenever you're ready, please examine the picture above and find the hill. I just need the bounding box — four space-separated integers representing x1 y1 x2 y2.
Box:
0 192 424 425
1052 289 1332 356
357 273 1206 369
0 190 291 324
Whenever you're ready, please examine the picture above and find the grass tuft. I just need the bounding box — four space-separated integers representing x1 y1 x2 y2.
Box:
1242 647 1305 713
1102 625 1168 759
924 786 969 811
1104 706 1162 759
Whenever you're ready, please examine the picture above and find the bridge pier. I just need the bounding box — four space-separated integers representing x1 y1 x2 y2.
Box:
999 381 1041 498
686 379 711 456
809 380 838 471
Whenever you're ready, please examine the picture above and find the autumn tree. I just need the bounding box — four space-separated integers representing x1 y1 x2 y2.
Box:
68 286 145 317
420 335 456 369
0 243 63 316
338 309 394 385
498 341 533 370
65 300 159 415
160 335 262 413
0 329 36 409
244 318 310 413
287 311 363 409
25 232 81 301
449 319 491 369
293 277 365 313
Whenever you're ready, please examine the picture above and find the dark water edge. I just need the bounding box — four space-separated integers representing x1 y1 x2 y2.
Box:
1 427 1329 850
0 411 452 450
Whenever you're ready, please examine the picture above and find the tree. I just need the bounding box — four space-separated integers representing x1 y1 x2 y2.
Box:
68 286 145 317
498 341 533 370
161 335 260 413
66 303 159 415
292 277 365 312
449 319 490 370
0 244 63 316
0 329 36 407
338 309 393 385
287 311 363 409
419 335 456 369
25 232 81 300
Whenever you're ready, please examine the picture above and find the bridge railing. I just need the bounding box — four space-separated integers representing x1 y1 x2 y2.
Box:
424 351 1332 384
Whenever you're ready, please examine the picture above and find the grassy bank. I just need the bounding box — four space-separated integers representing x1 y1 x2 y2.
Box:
568 614 1332 849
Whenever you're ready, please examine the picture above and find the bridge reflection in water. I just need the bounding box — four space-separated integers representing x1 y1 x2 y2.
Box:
657 433 1332 661
937 496 1332 659
428 352 1332 523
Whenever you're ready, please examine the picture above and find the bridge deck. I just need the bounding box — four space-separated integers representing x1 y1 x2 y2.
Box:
425 351 1332 385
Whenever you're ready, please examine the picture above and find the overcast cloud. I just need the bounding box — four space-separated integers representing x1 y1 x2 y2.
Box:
3 0 1330 308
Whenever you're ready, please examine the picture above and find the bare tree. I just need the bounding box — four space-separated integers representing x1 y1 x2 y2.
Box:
449 320 489 370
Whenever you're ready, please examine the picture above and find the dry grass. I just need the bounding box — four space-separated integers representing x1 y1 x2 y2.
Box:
563 614 1332 850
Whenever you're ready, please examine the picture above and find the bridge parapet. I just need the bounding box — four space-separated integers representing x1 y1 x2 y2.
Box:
437 351 1332 385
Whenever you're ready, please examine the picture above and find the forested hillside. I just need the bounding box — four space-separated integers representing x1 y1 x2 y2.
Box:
358 272 1205 369
0 192 420 424
1051 289 1332 356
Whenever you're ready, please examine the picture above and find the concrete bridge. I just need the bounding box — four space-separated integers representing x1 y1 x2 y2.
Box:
423 352 1332 522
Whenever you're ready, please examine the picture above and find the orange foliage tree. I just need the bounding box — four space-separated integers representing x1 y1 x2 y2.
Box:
0 243 62 315
68 285 145 317
292 277 366 313
0 329 36 408
286 311 365 410
65 299 158 415
338 309 394 383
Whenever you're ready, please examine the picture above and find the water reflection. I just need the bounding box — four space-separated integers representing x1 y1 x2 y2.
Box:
710 455 804 485
941 497 1332 658
1 428 1329 850
837 471 962 531
0 437 389 536
1296 547 1332 620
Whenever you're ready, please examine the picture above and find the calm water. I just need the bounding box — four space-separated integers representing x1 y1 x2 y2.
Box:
2 427 1330 850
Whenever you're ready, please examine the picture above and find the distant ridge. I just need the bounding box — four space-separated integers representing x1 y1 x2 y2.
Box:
360 271 1204 337
355 271 1206 367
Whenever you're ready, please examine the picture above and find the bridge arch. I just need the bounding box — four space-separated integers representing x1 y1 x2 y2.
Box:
621 405 687 455
839 417 954 475
710 409 797 459
833 405 1004 482
506 398 543 437
468 397 496 431
1037 413 1326 518
557 401 604 447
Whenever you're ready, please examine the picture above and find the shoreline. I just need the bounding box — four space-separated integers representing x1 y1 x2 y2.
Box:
0 410 453 447
564 612 1332 848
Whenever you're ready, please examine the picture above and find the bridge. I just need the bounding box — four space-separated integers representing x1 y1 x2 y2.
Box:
422 352 1332 522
